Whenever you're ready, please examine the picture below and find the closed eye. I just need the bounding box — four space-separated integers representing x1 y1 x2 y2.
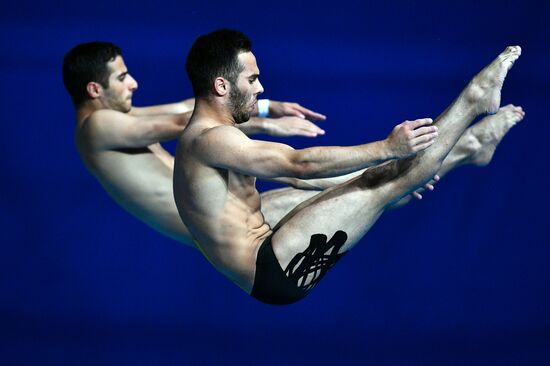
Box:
118 71 129 82
248 74 259 84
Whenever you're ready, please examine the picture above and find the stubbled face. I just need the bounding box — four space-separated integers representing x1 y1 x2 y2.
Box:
100 56 138 113
228 52 264 123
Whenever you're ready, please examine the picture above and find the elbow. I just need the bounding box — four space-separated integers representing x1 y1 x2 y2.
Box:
288 161 315 180
286 151 315 179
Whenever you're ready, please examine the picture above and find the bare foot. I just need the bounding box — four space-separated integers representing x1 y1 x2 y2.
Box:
461 104 525 166
466 46 522 114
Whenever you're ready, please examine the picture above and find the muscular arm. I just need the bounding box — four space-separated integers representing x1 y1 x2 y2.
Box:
241 99 327 137
195 118 437 180
84 109 191 150
237 116 325 137
130 98 195 116
252 100 327 121
132 98 327 138
269 171 439 205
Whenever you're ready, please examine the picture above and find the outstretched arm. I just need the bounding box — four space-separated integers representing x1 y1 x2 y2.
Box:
238 116 326 137
132 98 327 138
83 109 192 150
267 172 439 203
265 100 327 121
239 99 327 137
130 98 195 116
195 118 438 180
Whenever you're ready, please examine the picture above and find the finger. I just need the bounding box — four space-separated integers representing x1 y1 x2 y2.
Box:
298 128 321 137
424 183 434 191
293 104 327 121
303 110 327 121
292 128 318 138
301 121 325 135
425 175 440 185
295 123 323 136
412 192 422 200
413 140 436 152
412 126 438 138
412 133 438 146
291 121 324 136
284 108 307 119
408 118 434 129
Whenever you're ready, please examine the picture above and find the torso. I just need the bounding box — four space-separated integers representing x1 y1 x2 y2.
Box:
174 120 271 292
75 117 192 245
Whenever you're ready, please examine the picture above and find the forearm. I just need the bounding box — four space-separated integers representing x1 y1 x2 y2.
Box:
138 112 192 144
130 98 195 116
236 117 268 135
292 140 394 179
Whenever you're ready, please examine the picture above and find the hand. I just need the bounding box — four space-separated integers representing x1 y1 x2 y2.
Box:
411 175 440 200
269 101 327 121
385 118 438 159
264 116 326 137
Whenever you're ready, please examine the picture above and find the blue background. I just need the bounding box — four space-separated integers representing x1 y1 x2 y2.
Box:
1 0 549 365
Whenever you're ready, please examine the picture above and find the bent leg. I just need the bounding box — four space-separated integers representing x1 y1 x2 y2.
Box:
260 187 318 228
266 46 521 293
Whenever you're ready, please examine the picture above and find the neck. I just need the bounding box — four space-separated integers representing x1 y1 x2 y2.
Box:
76 102 99 123
193 97 236 126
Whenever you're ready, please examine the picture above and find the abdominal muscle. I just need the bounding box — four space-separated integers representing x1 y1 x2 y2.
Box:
181 171 273 293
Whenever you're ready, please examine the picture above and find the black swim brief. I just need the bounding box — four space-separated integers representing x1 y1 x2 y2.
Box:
251 231 348 305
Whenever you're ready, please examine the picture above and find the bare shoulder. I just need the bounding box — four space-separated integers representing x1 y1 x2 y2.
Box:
76 109 133 151
86 109 129 127
78 110 126 137
182 124 251 165
194 124 248 146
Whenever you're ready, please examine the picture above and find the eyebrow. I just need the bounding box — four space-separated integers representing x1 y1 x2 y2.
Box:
247 73 259 79
117 71 129 78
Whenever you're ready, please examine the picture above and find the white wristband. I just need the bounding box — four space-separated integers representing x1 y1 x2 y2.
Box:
257 99 270 117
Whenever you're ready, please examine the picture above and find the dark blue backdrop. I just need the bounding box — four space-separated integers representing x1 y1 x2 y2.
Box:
2 1 549 365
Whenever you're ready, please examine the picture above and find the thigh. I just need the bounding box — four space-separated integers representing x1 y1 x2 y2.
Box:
270 176 389 280
259 187 319 228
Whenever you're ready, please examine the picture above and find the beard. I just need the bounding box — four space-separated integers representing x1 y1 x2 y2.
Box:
228 83 254 123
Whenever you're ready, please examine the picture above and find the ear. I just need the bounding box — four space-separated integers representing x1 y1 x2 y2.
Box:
213 77 228 96
86 82 102 99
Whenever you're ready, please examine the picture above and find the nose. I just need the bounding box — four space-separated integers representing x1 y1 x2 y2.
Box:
129 74 138 91
255 79 264 96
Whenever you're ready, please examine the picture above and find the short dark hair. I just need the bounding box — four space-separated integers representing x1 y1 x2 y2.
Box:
186 29 252 98
62 41 122 107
